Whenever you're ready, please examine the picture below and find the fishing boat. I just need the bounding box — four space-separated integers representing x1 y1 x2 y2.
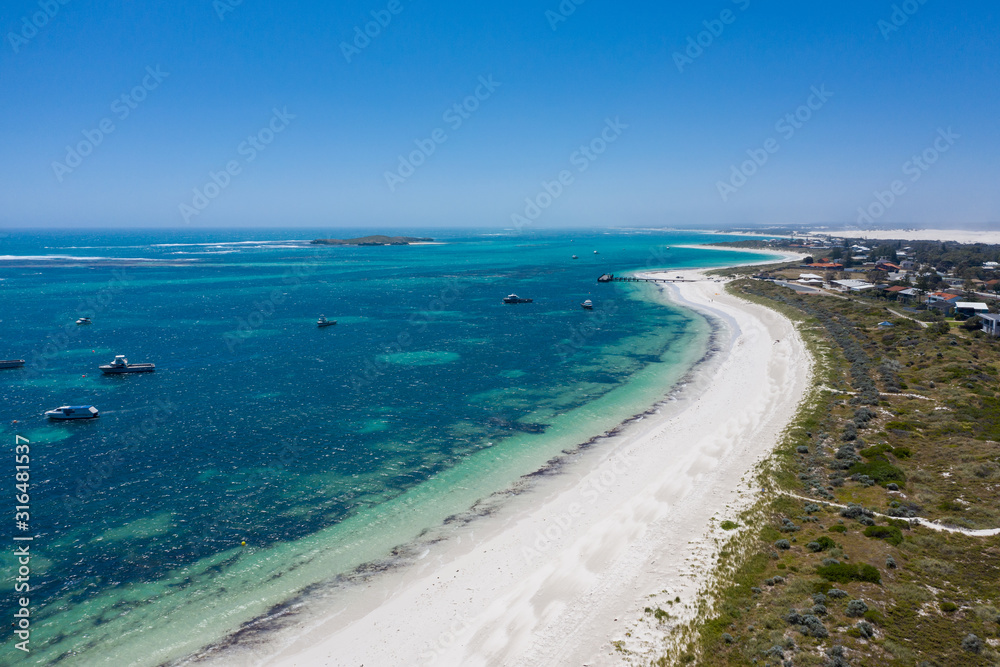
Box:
581 299 594 310
45 405 99 420
0 360 25 369
572 255 578 259
317 315 337 328
100 355 155 374
503 294 533 304
77 317 92 325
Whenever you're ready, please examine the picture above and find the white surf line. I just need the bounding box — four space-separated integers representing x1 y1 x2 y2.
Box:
779 491 1000 537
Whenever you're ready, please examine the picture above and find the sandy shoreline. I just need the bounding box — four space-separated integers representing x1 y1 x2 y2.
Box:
194 247 811 667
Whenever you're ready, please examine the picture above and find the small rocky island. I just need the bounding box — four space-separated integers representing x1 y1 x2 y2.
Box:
310 235 433 246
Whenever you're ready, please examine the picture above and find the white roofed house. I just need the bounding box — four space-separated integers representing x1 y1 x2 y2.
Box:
831 279 875 292
981 313 1000 337
955 302 990 318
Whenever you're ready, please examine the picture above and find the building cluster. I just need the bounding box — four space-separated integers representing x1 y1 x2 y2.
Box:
753 235 1000 337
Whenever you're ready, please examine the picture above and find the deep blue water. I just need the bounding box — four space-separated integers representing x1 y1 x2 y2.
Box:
0 228 767 665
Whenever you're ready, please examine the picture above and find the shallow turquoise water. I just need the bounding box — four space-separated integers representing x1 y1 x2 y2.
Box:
0 229 767 665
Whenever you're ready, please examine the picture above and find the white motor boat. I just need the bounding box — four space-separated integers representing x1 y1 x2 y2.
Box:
45 405 99 420
317 315 337 328
100 355 155 374
77 317 92 325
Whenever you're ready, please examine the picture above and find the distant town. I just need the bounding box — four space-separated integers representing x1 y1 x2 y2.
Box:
716 235 1000 338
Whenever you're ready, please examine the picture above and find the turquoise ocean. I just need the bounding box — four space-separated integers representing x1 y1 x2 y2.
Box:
0 229 769 665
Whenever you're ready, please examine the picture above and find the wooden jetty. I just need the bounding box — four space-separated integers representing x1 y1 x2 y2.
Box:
598 273 694 284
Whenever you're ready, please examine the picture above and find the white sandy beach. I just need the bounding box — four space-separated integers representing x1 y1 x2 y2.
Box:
215 250 813 667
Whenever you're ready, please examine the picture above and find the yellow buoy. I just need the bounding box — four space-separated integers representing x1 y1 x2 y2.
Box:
241 541 246 546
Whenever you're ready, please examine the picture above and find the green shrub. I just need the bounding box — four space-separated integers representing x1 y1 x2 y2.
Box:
720 520 738 530
864 524 904 546
892 446 912 459
941 601 958 613
828 524 847 534
962 634 983 654
864 608 886 625
816 562 881 584
818 535 837 549
846 599 868 617
884 421 916 431
886 518 911 530
859 443 893 458
848 459 906 485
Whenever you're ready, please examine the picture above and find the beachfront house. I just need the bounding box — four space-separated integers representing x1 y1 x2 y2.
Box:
832 279 875 292
955 302 990 318
981 313 1000 337
926 291 961 305
885 285 908 301
875 260 902 272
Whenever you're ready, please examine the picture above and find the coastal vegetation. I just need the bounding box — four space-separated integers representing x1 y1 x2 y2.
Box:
662 268 1000 666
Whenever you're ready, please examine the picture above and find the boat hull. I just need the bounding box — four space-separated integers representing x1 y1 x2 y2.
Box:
0 360 25 369
100 365 155 374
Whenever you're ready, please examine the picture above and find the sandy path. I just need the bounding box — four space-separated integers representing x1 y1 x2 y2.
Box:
246 268 811 667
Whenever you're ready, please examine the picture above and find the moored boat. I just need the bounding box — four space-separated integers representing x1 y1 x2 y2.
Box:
317 315 337 328
581 299 593 310
503 294 533 304
45 405 99 420
100 355 155 374
77 317 92 325
0 360 25 369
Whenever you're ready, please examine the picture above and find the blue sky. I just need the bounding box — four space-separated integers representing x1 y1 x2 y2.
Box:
1 0 997 228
